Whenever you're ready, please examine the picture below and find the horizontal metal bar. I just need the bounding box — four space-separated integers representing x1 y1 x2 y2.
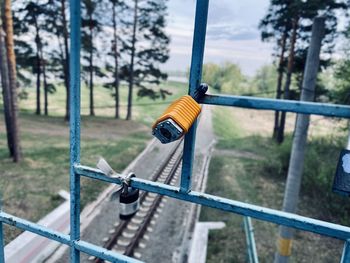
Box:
200 94 350 118
76 165 350 240
75 240 141 263
0 211 70 245
0 211 142 263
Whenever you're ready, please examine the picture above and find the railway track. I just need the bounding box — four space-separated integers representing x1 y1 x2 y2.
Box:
91 141 183 262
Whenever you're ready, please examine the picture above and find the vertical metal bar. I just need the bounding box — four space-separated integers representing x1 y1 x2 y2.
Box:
341 240 350 263
346 127 350 150
0 197 4 263
180 0 209 193
243 217 259 263
0 222 4 263
69 0 81 262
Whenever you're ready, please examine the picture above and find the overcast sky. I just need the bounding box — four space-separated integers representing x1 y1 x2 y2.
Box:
163 0 274 76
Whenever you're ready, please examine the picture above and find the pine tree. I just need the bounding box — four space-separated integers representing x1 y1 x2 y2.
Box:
124 0 170 120
15 1 46 115
2 0 21 162
259 0 292 139
333 24 350 104
82 0 103 116
260 0 346 143
59 0 70 120
0 7 14 157
103 0 128 119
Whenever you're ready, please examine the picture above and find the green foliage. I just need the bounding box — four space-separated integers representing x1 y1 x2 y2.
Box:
260 0 347 102
201 62 249 94
251 64 278 97
202 63 281 97
260 136 292 179
330 23 350 105
260 134 350 224
121 0 171 100
333 58 350 104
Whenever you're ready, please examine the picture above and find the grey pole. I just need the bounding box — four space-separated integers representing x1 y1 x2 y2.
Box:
274 17 325 263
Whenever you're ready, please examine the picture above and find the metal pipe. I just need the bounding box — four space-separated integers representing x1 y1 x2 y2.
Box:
200 94 350 118
0 211 70 245
0 197 4 263
0 221 3 263
243 217 259 263
69 0 81 261
0 212 142 263
346 126 350 150
75 165 350 240
341 240 350 263
180 0 209 193
75 240 141 263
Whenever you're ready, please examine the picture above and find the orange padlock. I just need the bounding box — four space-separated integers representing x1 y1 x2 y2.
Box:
152 84 208 144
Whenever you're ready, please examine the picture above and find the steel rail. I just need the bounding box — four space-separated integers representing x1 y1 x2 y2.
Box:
124 153 183 256
94 142 183 262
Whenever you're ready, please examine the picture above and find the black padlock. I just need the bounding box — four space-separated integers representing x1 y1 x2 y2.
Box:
333 149 350 196
119 185 140 220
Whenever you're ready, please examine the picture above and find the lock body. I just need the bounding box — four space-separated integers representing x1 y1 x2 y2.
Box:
119 187 140 220
152 95 201 144
333 149 350 196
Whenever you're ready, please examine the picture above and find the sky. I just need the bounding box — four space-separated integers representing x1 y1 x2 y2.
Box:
163 0 274 76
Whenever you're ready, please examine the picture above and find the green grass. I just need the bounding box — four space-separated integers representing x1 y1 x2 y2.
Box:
16 80 187 125
0 80 187 243
200 107 346 263
0 113 149 243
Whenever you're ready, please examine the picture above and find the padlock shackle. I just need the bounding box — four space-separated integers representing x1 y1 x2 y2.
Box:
192 83 208 102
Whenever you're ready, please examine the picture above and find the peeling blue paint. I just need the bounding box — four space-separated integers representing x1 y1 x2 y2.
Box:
75 165 350 241
1 0 350 262
201 94 350 118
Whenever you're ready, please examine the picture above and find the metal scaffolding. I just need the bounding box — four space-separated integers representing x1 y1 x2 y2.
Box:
1 0 350 262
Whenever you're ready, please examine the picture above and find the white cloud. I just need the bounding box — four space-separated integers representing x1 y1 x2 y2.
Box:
163 0 273 76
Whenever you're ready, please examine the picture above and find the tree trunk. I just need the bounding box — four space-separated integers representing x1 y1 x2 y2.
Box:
61 0 70 121
34 16 41 115
37 22 48 115
42 58 48 115
273 29 287 139
89 12 94 116
126 0 138 121
277 18 299 144
274 17 325 263
0 17 14 157
112 1 119 119
4 0 21 162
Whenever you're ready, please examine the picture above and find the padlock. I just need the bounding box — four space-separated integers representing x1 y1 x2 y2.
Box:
96 158 140 220
152 84 208 144
119 173 140 220
332 149 350 196
119 185 140 220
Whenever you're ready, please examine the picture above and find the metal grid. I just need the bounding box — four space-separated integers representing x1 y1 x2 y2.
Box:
1 0 350 262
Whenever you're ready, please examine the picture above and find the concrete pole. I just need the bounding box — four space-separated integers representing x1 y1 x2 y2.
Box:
274 17 325 263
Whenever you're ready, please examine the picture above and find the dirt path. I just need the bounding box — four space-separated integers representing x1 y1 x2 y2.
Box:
213 148 264 160
18 115 148 140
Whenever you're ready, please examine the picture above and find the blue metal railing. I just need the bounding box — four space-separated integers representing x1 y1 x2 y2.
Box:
1 0 350 262
243 217 259 263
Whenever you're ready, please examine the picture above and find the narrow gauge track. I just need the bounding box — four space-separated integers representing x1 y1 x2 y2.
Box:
92 141 183 262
